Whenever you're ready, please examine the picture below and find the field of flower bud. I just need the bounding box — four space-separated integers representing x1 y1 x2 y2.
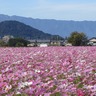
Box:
0 47 96 96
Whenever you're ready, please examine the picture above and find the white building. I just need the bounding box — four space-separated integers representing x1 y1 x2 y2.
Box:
88 38 96 46
39 43 48 47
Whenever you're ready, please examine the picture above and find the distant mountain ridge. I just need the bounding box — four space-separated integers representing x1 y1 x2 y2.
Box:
0 20 60 40
0 14 96 38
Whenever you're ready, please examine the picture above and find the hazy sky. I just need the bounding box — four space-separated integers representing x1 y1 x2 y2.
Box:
0 0 96 21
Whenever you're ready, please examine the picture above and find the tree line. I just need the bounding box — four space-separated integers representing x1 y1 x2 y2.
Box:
0 38 30 47
0 31 88 47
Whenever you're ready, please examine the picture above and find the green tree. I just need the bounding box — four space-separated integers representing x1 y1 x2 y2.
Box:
68 32 87 46
0 40 7 47
15 42 24 47
8 38 30 47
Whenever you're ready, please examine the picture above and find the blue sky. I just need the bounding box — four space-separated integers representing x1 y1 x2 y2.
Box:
0 0 96 21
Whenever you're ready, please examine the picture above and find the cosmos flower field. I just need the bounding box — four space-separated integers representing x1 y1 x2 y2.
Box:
0 47 96 96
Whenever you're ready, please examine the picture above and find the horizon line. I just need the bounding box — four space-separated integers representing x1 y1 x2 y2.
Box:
0 14 96 22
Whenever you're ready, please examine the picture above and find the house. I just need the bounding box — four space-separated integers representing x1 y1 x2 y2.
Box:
27 40 36 47
28 40 50 47
28 39 65 47
50 40 64 46
63 39 72 46
39 44 48 47
65 43 72 46
27 43 35 47
88 37 96 46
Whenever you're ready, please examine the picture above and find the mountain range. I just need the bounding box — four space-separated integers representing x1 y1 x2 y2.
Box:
0 14 96 38
0 20 63 40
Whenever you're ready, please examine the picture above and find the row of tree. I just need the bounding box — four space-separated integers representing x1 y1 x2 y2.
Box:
0 38 30 47
0 31 88 47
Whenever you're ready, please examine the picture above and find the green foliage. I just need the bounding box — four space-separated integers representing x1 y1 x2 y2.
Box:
8 38 30 47
73 76 84 88
0 40 7 47
57 74 65 79
15 42 24 47
73 76 81 84
50 92 61 96
15 94 28 96
68 32 88 46
77 83 84 88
